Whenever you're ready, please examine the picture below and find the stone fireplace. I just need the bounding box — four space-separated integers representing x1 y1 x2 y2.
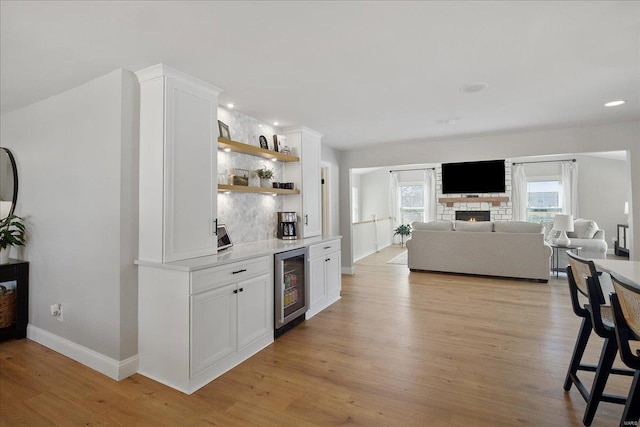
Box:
436 163 513 221
456 210 491 222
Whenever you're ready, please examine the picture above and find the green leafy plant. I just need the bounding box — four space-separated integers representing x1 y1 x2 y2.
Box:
255 167 274 179
394 224 412 246
0 215 26 250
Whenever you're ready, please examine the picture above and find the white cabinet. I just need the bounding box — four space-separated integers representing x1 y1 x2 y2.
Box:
191 283 237 376
307 239 342 319
138 256 273 394
282 127 322 238
191 271 272 377
137 64 223 263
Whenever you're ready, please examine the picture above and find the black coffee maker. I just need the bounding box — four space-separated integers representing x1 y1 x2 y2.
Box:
277 212 297 240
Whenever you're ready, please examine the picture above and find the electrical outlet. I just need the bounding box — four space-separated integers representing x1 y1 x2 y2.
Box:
50 303 63 322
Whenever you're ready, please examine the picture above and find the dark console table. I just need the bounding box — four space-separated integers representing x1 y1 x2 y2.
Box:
0 259 29 340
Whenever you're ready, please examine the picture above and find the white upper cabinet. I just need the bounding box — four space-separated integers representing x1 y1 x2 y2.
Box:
137 64 223 263
282 126 322 238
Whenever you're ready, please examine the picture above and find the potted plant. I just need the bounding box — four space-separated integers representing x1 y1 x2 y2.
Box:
0 215 26 264
393 224 412 247
255 166 275 188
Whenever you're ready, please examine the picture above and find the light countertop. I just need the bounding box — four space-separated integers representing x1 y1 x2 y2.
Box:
135 235 341 272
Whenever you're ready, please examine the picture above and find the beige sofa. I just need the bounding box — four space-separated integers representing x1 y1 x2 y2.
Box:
406 220 552 282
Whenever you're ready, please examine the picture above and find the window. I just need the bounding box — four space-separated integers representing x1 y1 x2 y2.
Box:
399 183 424 224
526 179 562 223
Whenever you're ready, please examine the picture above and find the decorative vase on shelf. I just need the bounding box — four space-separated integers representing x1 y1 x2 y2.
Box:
260 178 271 188
0 247 10 264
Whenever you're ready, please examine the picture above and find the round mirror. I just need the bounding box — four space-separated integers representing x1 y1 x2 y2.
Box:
0 147 18 227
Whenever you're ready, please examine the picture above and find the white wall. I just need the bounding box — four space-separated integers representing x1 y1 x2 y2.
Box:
339 121 640 271
0 69 139 374
360 168 390 221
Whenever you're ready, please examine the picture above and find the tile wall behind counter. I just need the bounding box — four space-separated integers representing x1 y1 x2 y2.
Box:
217 107 285 244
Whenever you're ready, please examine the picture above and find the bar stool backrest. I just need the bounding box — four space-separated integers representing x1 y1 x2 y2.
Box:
611 274 640 340
567 252 605 304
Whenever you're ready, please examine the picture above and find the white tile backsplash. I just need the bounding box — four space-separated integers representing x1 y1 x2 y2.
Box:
217 107 285 245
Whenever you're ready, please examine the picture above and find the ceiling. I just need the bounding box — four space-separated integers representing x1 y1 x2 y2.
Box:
1 1 639 150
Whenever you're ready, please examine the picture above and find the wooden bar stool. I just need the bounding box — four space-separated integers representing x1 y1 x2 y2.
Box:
609 272 640 427
564 253 634 426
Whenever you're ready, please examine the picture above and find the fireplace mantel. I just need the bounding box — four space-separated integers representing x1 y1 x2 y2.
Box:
438 196 509 207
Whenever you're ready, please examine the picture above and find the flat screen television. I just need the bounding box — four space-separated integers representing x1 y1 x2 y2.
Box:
441 160 506 194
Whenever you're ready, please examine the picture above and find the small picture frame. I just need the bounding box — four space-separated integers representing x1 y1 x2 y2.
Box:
259 135 268 149
218 120 230 140
231 168 249 186
272 135 279 152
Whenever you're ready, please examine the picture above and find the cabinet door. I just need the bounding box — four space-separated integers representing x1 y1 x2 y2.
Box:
309 256 327 310
326 251 341 298
191 283 237 377
301 134 322 237
237 273 273 349
164 77 217 262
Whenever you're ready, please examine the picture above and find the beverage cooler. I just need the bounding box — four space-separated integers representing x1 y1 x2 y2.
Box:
274 247 308 337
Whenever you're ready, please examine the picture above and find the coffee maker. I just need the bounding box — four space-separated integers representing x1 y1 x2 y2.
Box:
277 212 298 240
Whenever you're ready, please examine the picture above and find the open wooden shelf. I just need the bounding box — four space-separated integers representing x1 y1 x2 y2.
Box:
218 184 300 195
438 196 509 207
218 137 300 162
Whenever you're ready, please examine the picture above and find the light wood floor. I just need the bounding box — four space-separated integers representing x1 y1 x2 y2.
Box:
1 246 635 426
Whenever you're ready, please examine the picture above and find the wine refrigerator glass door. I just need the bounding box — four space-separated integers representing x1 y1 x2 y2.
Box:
275 247 308 329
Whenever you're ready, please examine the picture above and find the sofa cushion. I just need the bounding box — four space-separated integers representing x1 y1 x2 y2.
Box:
494 221 543 234
454 220 493 232
411 221 454 231
568 219 599 239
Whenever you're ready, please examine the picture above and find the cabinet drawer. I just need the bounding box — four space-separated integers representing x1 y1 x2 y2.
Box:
308 239 340 259
191 256 270 294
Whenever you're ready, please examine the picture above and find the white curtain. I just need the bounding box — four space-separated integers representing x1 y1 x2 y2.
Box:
389 171 400 228
424 169 437 222
561 161 578 217
511 163 527 221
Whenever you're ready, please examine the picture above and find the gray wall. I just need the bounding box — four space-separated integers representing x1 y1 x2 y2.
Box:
0 69 140 361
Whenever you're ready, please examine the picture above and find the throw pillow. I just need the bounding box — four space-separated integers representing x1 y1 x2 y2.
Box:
494 221 543 234
542 222 557 242
567 219 599 239
411 221 454 231
454 220 493 232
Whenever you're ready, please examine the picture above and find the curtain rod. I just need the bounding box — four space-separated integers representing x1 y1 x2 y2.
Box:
512 159 576 165
389 167 436 173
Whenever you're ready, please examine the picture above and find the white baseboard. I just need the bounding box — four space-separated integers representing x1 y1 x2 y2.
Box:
341 266 355 275
27 324 138 381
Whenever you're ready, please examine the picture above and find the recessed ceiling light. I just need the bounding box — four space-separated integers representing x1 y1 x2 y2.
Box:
271 158 277 162
437 119 457 125
223 148 231 152
604 100 625 107
273 121 279 126
227 103 234 109
460 82 489 93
